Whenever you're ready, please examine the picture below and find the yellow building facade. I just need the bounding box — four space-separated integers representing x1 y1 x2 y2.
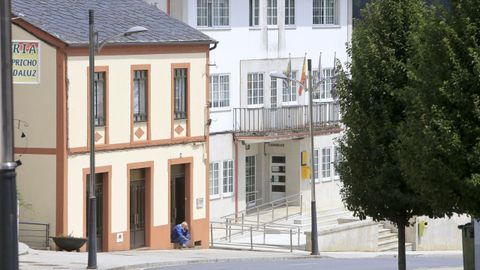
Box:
13 9 213 251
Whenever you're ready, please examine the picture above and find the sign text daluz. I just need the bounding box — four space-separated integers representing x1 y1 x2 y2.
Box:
12 41 40 84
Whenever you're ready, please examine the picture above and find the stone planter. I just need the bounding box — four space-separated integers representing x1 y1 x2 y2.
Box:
51 236 87 252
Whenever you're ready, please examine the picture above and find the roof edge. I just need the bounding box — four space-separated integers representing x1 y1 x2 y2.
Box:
12 17 67 49
66 40 217 48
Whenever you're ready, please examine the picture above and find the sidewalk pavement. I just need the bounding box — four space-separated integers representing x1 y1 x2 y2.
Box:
19 247 463 270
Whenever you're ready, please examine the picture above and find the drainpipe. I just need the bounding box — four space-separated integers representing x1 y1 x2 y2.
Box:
234 138 239 218
209 41 218 51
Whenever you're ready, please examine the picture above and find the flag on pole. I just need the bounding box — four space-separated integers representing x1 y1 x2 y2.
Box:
333 51 336 75
317 53 322 85
332 52 337 98
298 54 307 95
283 54 292 89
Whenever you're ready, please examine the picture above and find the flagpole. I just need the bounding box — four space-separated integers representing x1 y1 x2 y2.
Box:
307 58 319 255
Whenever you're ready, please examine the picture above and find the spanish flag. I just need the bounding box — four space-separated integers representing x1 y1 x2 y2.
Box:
298 54 307 95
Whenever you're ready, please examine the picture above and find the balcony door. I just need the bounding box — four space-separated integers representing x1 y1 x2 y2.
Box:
271 156 286 201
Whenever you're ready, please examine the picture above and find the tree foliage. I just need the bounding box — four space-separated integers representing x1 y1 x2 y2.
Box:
399 0 480 217
337 0 480 268
336 1 431 269
337 0 431 227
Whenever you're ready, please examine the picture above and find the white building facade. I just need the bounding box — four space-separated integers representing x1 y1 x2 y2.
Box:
149 0 353 220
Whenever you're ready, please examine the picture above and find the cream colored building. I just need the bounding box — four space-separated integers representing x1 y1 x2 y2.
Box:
13 0 216 251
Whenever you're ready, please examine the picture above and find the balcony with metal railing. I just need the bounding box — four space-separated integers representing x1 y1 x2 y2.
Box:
233 102 341 136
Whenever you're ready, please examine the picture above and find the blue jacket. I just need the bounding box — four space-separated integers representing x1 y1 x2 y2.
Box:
171 224 190 245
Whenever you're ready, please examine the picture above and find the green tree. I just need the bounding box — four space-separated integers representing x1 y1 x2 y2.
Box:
336 1 431 269
399 0 480 217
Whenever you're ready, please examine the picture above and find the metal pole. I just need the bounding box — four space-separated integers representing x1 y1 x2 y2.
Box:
263 224 266 244
300 194 303 215
474 219 480 270
272 203 274 221
241 213 244 234
210 223 213 247
87 9 98 269
225 218 228 240
256 207 259 229
0 0 19 268
228 222 231 243
290 229 293 252
46 223 50 249
308 59 319 255
286 201 289 220
250 226 253 250
297 227 301 246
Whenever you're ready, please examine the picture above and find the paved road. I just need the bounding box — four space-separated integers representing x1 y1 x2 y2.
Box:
151 255 462 270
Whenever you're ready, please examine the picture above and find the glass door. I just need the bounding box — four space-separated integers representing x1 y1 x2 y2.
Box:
271 156 286 202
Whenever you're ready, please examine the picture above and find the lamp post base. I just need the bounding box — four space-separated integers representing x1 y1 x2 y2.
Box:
87 196 97 269
0 168 19 270
310 200 319 255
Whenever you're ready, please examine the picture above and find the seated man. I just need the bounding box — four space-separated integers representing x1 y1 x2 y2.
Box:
171 221 191 248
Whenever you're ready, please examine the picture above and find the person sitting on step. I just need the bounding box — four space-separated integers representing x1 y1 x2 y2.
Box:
171 221 191 248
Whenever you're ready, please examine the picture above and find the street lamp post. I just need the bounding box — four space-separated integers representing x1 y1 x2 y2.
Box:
270 59 319 255
0 0 19 269
87 10 147 269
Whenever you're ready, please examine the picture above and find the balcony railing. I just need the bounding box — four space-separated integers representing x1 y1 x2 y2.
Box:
233 102 340 135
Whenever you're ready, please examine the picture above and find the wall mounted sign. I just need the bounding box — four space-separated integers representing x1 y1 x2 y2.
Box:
196 198 204 209
12 40 40 84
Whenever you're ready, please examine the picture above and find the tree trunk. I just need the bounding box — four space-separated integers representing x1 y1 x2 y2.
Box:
397 220 406 270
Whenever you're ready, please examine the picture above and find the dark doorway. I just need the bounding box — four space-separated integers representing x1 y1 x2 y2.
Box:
86 173 105 252
171 165 186 234
130 169 146 249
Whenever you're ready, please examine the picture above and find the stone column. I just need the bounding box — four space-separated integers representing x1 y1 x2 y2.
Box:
278 0 286 58
260 0 268 57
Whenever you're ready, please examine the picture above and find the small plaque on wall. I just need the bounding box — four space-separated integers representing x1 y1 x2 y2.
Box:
196 198 204 209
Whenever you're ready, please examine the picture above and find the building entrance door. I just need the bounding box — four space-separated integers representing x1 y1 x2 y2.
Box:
86 173 104 252
130 169 146 249
171 164 186 237
271 156 286 201
245 156 257 207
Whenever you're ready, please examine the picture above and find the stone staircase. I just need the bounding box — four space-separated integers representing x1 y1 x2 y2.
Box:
291 208 356 230
377 224 413 252
212 204 413 252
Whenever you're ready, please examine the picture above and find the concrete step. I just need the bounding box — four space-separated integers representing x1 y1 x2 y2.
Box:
293 210 352 225
376 223 413 252
378 237 398 248
240 207 303 224
378 228 391 237
210 242 304 253
378 232 397 241
379 242 413 252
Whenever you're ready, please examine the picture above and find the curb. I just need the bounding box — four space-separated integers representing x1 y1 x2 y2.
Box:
107 254 323 270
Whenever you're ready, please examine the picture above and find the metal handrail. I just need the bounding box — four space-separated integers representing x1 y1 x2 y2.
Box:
233 102 341 134
209 221 303 251
18 221 50 250
221 193 302 220
245 191 263 207
220 193 303 232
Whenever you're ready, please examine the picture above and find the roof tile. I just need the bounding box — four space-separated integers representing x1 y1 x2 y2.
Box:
12 0 216 46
